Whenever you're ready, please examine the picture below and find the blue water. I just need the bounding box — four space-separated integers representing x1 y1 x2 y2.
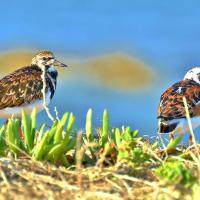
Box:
1 1 200 140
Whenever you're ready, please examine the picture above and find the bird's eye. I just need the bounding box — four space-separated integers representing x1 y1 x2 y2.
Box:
43 57 47 61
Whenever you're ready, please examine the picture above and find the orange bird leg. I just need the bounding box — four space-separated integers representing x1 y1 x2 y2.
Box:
19 128 24 141
169 133 174 141
189 135 193 146
16 119 24 141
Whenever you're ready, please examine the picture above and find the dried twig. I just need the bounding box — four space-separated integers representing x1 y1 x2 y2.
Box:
183 97 197 146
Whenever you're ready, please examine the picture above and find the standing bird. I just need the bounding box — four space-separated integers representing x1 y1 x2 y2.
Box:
157 67 200 145
0 50 67 119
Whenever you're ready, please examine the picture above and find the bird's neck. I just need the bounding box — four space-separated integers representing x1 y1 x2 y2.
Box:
46 65 57 73
31 63 57 74
45 66 58 99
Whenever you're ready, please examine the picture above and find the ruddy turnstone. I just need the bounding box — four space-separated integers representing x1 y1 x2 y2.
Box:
157 67 200 145
0 50 67 119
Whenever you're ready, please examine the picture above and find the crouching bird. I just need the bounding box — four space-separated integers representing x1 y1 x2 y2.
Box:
0 50 67 119
157 67 200 145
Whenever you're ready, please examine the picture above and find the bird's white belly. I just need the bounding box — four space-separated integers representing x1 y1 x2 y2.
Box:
0 92 51 118
172 117 200 134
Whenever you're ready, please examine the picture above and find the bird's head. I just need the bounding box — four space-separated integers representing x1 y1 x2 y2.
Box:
31 50 67 68
184 67 200 84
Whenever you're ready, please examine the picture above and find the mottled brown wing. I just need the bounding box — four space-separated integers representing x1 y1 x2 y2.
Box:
0 65 44 109
158 79 200 120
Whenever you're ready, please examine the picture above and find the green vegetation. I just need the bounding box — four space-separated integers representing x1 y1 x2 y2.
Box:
0 108 199 199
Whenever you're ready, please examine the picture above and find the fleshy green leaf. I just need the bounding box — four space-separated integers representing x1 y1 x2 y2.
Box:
101 109 109 146
22 110 33 151
86 108 94 143
167 135 182 150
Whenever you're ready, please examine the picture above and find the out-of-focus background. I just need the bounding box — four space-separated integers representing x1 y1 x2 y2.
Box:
0 1 200 136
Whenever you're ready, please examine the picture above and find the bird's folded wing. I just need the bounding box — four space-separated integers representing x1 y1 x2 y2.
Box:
0 66 44 109
157 80 200 120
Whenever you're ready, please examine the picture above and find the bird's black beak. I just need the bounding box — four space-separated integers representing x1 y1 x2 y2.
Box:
53 59 68 67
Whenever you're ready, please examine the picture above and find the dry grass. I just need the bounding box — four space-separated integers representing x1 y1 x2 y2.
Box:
0 148 199 200
0 156 159 200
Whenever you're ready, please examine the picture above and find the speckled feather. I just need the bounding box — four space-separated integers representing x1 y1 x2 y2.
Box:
158 79 200 121
0 65 54 109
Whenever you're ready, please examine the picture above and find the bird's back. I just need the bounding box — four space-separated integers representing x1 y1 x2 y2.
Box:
157 79 200 133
